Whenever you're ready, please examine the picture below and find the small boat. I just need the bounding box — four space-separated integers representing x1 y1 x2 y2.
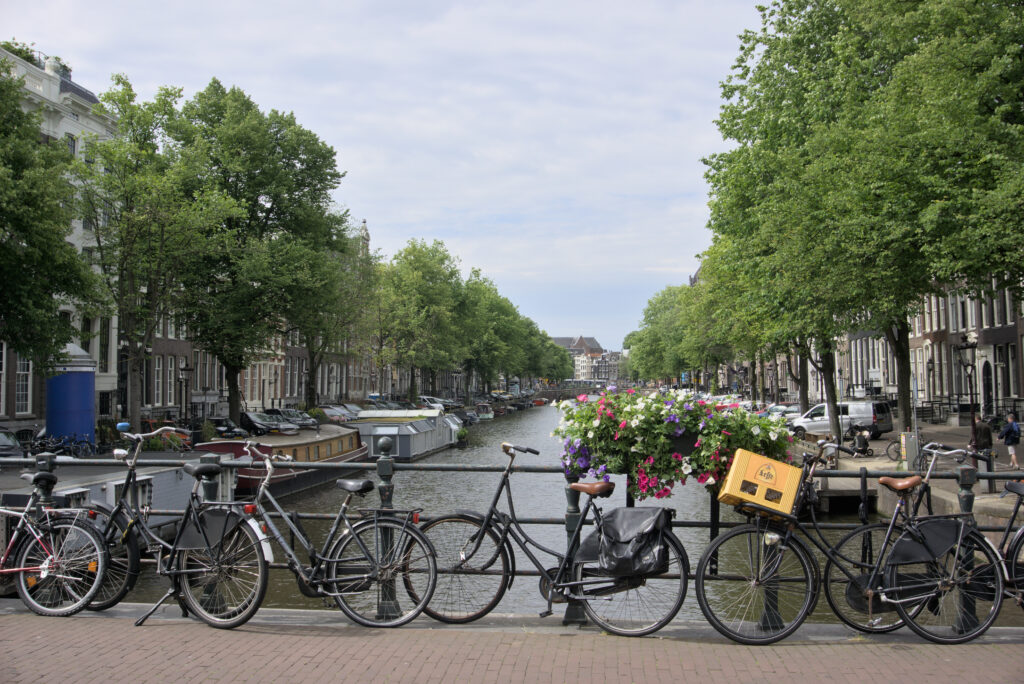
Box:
196 423 368 498
532 398 547 406
475 403 495 420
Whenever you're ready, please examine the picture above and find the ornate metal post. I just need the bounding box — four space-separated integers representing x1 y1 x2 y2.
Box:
375 436 399 620
955 462 979 634
562 473 587 625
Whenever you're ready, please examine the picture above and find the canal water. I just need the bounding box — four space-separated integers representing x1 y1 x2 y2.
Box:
128 404 1023 629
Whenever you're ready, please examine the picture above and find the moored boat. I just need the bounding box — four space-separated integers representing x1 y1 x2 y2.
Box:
196 423 368 498
475 403 495 420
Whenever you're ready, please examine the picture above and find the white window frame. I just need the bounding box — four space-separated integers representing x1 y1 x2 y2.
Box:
15 354 32 414
155 356 162 406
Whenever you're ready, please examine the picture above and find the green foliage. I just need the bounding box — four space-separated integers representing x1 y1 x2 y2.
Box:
307 407 328 424
200 420 217 442
0 68 102 371
1 39 38 66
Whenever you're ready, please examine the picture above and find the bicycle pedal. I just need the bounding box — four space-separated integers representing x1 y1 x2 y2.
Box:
538 610 552 618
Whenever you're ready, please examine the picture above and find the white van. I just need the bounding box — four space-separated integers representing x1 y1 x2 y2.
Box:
788 401 893 440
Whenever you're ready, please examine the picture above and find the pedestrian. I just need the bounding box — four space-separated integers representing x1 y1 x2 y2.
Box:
973 414 993 451
997 412 1020 470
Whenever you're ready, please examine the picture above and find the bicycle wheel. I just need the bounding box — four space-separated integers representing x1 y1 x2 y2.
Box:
176 511 268 629
886 440 901 461
1009 533 1024 603
823 523 906 632
86 507 141 611
573 529 688 637
695 523 817 645
417 514 510 623
889 528 1003 644
15 516 106 617
75 440 95 458
328 517 437 627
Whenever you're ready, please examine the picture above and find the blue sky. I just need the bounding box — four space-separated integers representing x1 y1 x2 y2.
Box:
4 1 763 350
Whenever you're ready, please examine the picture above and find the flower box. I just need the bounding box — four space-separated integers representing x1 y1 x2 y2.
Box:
718 448 803 517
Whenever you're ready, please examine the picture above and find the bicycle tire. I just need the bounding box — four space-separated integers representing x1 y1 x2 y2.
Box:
15 515 107 617
574 529 688 637
86 506 141 611
176 510 268 629
416 514 510 623
886 440 901 461
1009 533 1024 603
823 523 907 633
888 528 1003 644
695 523 817 645
328 517 437 628
75 440 96 458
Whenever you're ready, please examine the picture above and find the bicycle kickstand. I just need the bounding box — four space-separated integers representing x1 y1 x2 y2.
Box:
134 586 177 626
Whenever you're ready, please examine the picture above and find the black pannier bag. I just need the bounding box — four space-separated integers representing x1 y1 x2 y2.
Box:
577 506 670 576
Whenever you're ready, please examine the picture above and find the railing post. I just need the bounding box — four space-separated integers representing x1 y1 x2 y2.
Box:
33 452 57 511
956 463 977 514
562 474 587 625
199 453 220 501
374 436 399 621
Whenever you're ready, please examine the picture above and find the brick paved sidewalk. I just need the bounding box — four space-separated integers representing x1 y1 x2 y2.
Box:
1 600 1021 683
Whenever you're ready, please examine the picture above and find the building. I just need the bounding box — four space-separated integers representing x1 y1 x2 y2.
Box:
551 336 623 385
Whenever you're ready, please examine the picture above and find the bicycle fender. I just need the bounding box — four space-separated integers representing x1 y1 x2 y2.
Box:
453 509 516 591
245 516 274 563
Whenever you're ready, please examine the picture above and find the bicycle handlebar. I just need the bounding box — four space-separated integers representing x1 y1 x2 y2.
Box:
501 442 539 457
118 425 189 442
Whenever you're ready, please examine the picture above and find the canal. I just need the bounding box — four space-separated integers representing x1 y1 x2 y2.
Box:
129 404 1024 629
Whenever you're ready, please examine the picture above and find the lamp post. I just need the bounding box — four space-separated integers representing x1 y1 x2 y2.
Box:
955 331 979 445
926 357 935 401
178 363 193 422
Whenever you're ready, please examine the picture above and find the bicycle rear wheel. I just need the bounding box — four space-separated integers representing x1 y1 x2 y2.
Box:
889 528 1002 644
328 517 437 628
573 529 688 636
417 514 510 623
86 506 141 611
886 440 901 461
695 523 817 645
176 511 268 629
15 516 106 617
823 523 906 632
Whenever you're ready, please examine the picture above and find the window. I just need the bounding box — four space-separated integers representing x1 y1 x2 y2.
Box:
98 318 110 373
16 354 32 414
155 356 162 406
80 316 92 353
167 356 175 406
64 133 76 157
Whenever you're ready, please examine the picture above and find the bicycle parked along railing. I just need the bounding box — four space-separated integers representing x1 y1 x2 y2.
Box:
417 442 689 637
232 441 437 628
694 440 1004 645
0 459 107 616
86 423 270 629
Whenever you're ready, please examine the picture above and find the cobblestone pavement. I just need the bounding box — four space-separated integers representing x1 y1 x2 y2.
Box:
1 600 1022 683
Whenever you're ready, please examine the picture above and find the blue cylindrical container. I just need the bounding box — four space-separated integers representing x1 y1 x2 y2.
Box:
45 343 96 444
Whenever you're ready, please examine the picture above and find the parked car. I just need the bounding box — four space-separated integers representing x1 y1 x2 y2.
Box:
240 411 299 436
191 416 249 440
0 426 23 457
788 400 893 440
267 408 318 429
418 396 445 411
317 406 349 423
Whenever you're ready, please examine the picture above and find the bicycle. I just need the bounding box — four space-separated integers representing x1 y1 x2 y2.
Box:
417 442 689 637
694 440 1003 645
0 461 107 616
990 479 1024 615
236 442 437 627
88 423 269 629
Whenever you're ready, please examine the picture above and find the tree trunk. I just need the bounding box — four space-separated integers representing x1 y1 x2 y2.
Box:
885 320 913 432
818 342 842 439
226 363 242 424
128 349 145 431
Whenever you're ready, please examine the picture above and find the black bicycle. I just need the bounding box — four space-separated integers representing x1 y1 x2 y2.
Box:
87 423 269 629
418 442 689 637
694 441 1003 645
236 442 437 627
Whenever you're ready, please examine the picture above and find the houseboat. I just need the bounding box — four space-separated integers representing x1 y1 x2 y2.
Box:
196 423 368 498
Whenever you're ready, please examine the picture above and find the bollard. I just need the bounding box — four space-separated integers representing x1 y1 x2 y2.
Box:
199 453 220 501
956 463 977 514
33 452 57 512
562 474 587 625
374 436 399 620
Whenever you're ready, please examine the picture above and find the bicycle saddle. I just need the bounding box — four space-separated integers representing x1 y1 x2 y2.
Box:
337 479 375 494
878 475 922 492
1004 480 1024 498
569 481 615 498
32 471 58 487
183 462 222 479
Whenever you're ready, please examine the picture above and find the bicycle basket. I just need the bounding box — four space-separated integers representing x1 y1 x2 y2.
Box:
578 507 669 577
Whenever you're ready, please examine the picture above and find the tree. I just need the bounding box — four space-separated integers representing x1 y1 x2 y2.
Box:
74 75 235 427
172 79 343 421
0 66 101 371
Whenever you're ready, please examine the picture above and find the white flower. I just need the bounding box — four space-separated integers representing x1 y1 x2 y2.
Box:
682 463 692 475
630 417 640 428
593 419 601 427
706 476 716 486
588 430 594 439
769 431 778 441
631 446 641 452
751 425 761 436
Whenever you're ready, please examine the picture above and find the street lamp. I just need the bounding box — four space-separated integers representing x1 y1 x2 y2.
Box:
955 331 979 445
926 357 935 400
178 363 193 422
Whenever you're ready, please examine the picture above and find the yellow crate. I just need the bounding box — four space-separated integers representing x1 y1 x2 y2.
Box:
718 449 803 517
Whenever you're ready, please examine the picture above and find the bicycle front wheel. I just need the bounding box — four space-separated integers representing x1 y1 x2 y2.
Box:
16 516 106 616
176 511 268 629
87 507 141 611
823 523 906 633
574 529 688 637
886 440 901 461
328 517 437 628
417 514 510 623
889 528 1003 644
695 523 817 645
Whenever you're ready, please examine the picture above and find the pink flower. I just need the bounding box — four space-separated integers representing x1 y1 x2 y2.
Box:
672 452 682 461
645 456 654 465
694 439 702 447
626 389 636 394
722 430 732 436
613 432 620 441
577 394 589 403
619 420 627 429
